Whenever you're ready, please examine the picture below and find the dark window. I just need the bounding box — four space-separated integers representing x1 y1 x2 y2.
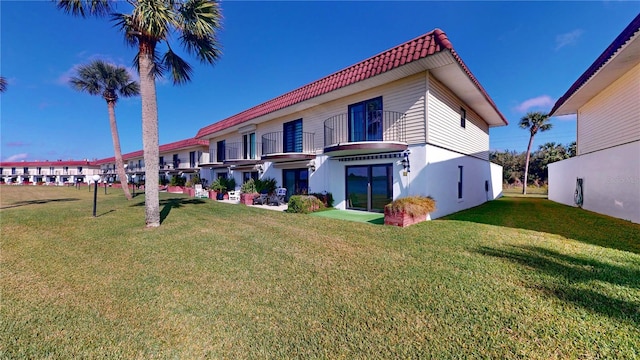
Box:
283 168 309 200
37 167 42 175
24 167 29 174
283 119 303 153
172 154 179 169
243 171 259 183
216 140 226 162
243 133 257 159
348 97 383 142
77 167 83 174
159 156 164 167
458 166 463 199
460 108 466 128
11 168 16 175
189 151 196 167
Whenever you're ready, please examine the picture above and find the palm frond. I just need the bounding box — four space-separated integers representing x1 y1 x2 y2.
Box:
69 60 139 101
162 47 193 85
180 31 221 64
0 76 8 93
55 0 114 18
132 0 172 40
133 50 165 79
177 0 222 64
111 13 139 48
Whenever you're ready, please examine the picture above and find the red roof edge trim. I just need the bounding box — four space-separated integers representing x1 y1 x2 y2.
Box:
550 13 640 116
93 138 209 164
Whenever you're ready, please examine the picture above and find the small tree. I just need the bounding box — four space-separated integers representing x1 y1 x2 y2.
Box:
519 112 552 194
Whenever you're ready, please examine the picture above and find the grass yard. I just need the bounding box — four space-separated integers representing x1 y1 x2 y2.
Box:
1 186 639 358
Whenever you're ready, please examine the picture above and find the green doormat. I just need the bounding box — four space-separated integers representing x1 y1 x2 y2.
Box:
310 209 384 225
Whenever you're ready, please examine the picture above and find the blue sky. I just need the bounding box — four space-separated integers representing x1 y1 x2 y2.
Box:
1 1 639 162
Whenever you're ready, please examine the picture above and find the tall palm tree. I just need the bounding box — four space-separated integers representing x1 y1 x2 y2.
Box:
70 60 139 200
519 111 552 194
0 76 7 92
56 0 222 227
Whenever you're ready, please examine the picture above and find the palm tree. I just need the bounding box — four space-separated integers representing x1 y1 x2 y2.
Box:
0 76 7 92
56 0 222 227
70 60 139 200
519 111 552 194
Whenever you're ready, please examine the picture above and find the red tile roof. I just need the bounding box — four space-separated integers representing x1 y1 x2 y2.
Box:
94 138 209 165
0 160 95 167
550 13 640 116
196 28 506 139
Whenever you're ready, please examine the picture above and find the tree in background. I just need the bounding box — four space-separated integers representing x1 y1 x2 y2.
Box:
519 111 552 194
70 60 139 200
56 0 223 227
0 76 7 92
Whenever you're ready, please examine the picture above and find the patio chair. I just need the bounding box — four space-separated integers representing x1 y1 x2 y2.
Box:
254 193 269 205
270 187 287 205
194 184 207 198
228 190 240 201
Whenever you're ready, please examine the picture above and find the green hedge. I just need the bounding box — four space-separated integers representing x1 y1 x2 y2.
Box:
286 195 324 214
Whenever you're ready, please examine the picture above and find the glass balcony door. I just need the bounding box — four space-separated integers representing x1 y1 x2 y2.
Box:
348 97 382 142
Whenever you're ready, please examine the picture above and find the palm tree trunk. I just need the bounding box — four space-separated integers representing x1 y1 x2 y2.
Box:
107 101 132 200
139 41 160 227
523 135 534 194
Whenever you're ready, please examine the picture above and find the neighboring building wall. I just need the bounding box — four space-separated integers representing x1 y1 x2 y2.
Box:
427 73 490 160
577 63 640 155
548 141 640 224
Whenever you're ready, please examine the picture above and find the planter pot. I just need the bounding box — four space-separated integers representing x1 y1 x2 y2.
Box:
184 187 195 197
168 186 184 193
240 193 258 205
384 208 428 227
223 193 229 200
208 190 217 200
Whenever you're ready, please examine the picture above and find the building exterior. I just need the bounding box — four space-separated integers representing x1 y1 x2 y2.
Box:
95 138 210 186
0 160 100 185
195 28 508 218
548 14 640 223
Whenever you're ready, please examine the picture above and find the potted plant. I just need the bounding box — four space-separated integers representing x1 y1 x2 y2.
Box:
255 177 277 196
240 178 259 205
384 196 436 227
210 177 227 200
168 175 186 193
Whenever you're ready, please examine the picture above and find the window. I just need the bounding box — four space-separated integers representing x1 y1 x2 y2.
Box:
216 140 226 162
49 167 54 174
348 97 383 142
11 168 16 175
63 167 69 174
283 119 302 153
172 154 179 169
460 108 466 128
283 168 309 200
77 167 83 174
23 167 29 174
189 151 196 167
457 166 463 199
243 171 259 183
37 167 42 175
159 156 164 167
243 133 257 159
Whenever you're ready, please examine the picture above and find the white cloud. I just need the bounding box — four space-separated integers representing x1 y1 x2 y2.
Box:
514 95 554 113
555 29 583 51
4 153 29 162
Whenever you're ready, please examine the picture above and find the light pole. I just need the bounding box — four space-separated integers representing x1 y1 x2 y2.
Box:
103 176 107 195
92 174 100 217
132 174 137 197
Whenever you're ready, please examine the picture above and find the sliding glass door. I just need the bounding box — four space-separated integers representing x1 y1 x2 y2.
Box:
346 163 392 212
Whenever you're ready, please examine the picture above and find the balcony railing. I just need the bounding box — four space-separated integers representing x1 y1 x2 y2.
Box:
212 142 262 162
261 132 315 156
323 110 406 147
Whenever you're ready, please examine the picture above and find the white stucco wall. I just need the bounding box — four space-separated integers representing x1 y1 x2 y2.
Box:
548 141 640 223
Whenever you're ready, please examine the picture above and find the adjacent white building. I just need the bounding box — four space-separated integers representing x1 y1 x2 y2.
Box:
548 14 640 223
195 28 508 218
0 160 100 185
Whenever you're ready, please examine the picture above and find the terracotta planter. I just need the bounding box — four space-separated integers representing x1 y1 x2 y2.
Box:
208 190 217 199
183 187 195 197
167 186 184 193
384 208 428 227
240 193 258 205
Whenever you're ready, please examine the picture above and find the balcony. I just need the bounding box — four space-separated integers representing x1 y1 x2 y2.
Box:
220 142 263 167
261 132 316 163
323 110 408 157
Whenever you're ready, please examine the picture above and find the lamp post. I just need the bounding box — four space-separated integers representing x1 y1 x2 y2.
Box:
92 174 100 217
103 176 107 195
132 174 137 197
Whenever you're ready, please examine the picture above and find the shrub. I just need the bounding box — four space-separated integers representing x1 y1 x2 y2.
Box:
170 175 186 186
286 195 324 214
255 177 277 194
241 178 257 194
385 196 436 218
309 192 334 207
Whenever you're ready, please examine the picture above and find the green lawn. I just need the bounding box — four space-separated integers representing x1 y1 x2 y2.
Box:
1 186 639 358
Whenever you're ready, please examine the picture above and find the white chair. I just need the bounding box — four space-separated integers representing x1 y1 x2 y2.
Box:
227 190 240 201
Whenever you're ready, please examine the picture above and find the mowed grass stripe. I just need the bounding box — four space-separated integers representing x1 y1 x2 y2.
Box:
1 186 639 359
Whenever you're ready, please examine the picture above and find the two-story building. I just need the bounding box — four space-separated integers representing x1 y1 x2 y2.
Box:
0 160 99 185
95 138 210 186
195 28 507 218
549 14 640 223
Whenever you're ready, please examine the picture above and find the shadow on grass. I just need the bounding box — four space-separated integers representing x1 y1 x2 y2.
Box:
477 245 640 325
442 197 640 255
144 198 209 224
1 198 80 209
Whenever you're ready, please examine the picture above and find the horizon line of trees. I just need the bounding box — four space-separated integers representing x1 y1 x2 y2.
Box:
491 141 576 187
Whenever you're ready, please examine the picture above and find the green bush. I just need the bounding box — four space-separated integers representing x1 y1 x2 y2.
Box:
309 192 334 207
286 195 324 214
385 196 436 217
241 179 257 194
170 175 186 186
255 177 277 194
